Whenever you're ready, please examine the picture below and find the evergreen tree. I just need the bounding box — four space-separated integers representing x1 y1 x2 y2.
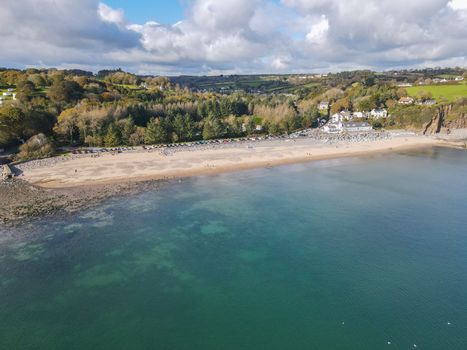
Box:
104 123 121 147
145 118 168 144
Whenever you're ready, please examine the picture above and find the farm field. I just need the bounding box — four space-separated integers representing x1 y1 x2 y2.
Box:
406 82 467 102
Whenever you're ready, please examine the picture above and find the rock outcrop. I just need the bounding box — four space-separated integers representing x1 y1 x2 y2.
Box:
423 105 451 135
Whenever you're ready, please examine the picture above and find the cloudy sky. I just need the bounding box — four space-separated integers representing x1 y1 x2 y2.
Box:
1 0 466 75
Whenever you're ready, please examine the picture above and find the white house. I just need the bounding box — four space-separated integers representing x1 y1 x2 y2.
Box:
331 110 352 123
455 76 464 81
330 113 343 123
398 97 415 105
340 110 352 121
352 111 366 119
370 108 388 119
7 88 14 92
3 92 12 97
342 122 373 133
318 101 329 110
323 122 343 133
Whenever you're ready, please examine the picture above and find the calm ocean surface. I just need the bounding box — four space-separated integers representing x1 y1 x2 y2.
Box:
1 147 466 350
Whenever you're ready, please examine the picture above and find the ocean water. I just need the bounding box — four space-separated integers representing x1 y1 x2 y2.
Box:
1 147 466 350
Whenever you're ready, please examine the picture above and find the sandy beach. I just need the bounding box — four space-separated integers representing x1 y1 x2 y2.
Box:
16 133 450 189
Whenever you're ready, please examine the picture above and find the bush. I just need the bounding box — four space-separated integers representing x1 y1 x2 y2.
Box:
16 134 54 161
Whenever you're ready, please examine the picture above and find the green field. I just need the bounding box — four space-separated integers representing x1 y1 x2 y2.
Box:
407 82 467 102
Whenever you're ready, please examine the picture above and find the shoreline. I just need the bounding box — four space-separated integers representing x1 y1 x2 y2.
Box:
1 133 465 225
15 134 459 189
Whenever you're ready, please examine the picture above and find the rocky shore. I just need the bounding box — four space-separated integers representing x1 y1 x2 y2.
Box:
0 178 166 226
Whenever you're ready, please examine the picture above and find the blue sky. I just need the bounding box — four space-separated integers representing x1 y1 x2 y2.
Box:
105 0 184 24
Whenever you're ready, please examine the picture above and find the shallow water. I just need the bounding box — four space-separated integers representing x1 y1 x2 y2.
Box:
1 147 466 350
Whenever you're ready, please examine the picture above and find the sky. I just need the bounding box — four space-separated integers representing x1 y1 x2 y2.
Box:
0 0 467 75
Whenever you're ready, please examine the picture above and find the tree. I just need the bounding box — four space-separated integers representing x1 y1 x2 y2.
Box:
120 117 136 145
0 106 26 146
173 113 186 141
16 80 36 103
145 118 168 144
28 74 46 87
104 123 121 147
48 79 83 104
302 106 320 128
202 115 224 140
184 114 196 140
16 134 54 161
54 108 79 145
129 127 146 146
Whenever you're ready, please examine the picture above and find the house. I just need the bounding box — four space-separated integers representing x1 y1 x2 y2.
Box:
318 101 329 110
352 111 366 119
323 122 343 133
7 88 14 92
397 83 413 87
433 78 448 84
330 111 353 122
370 108 388 119
340 110 352 121
3 92 12 97
330 113 343 123
342 122 373 133
416 99 436 106
455 76 464 81
398 97 414 105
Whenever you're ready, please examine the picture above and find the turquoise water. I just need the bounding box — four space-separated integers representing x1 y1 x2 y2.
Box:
1 147 467 349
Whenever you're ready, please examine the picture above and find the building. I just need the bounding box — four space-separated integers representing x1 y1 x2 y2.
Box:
416 99 436 106
398 97 415 105
330 113 342 123
3 92 12 97
318 101 329 110
370 108 388 119
331 111 352 123
352 111 366 119
340 110 352 121
342 122 373 133
455 76 464 81
397 83 413 87
323 122 343 133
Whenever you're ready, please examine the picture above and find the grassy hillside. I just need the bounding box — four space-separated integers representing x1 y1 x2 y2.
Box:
407 82 467 102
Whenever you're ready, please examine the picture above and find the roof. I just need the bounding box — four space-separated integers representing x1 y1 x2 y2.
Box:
343 122 371 128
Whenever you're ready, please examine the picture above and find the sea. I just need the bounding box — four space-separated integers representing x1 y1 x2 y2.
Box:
0 147 466 350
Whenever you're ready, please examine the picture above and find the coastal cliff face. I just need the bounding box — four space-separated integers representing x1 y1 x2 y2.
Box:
423 102 467 135
422 105 449 135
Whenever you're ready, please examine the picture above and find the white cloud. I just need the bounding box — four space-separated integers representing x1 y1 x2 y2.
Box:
448 0 467 10
0 0 466 74
98 3 126 25
306 15 329 44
